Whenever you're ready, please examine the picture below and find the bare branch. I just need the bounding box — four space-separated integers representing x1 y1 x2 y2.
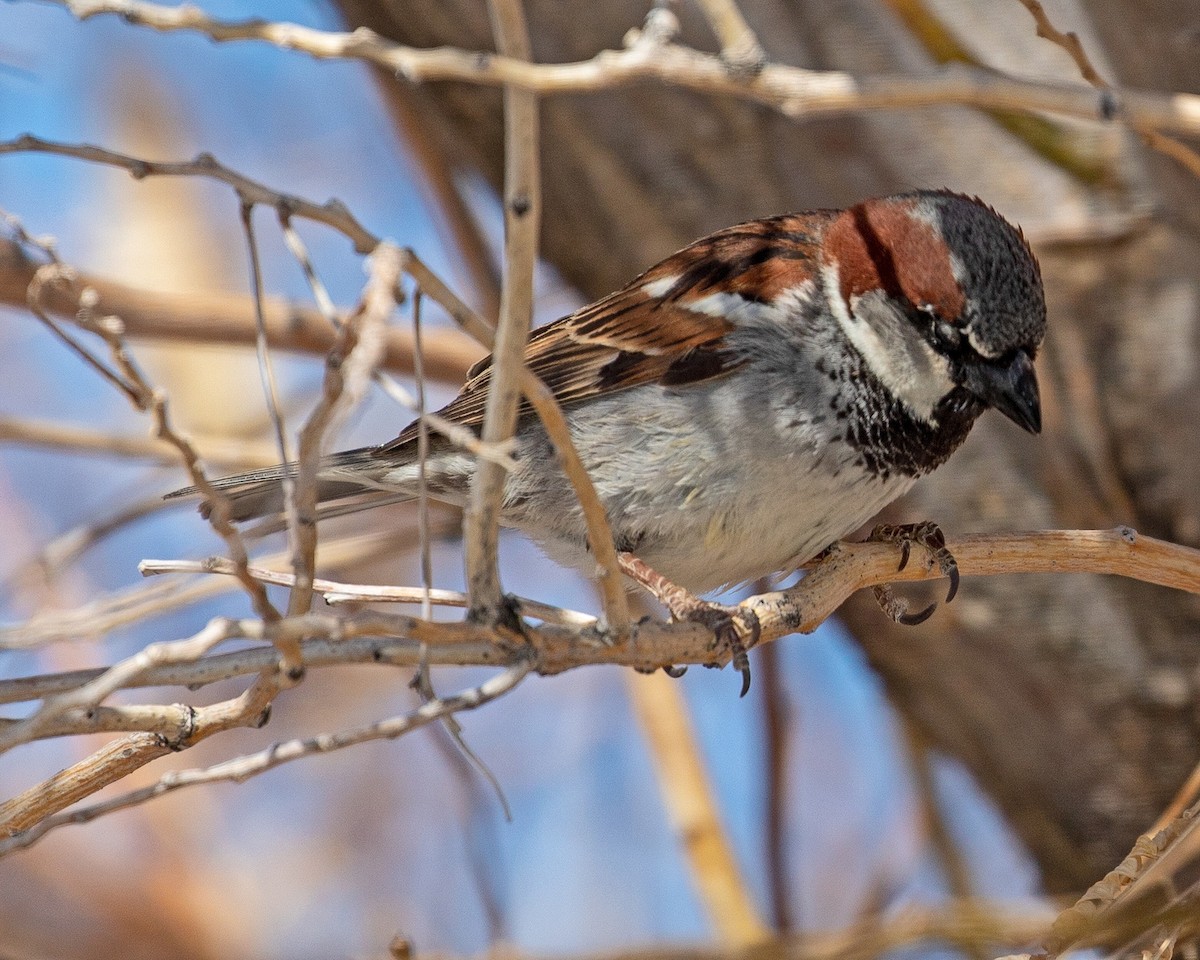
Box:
6 527 1198 709
691 0 765 72
34 0 1200 136
518 372 629 631
0 134 378 252
463 0 541 621
1013 0 1109 88
0 415 280 467
139 555 597 626
286 244 398 615
0 616 241 753
1012 0 1200 186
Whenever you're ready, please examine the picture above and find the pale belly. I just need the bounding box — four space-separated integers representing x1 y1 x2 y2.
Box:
506 380 919 595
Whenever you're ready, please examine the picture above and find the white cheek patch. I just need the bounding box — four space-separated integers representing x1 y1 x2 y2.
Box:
821 264 956 423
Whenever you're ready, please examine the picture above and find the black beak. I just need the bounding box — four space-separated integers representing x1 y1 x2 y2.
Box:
962 349 1041 434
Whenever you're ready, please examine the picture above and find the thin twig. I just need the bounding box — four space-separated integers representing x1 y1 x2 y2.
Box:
692 0 765 72
0 616 241 754
2 529 430 650
1013 0 1108 87
138 556 598 626
518 373 629 631
463 0 541 621
20 245 279 623
1013 0 1200 187
286 244 398 616
239 197 294 506
413 286 434 623
277 211 338 324
0 135 378 252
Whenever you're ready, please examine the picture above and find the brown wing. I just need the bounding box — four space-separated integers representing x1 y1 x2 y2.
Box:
380 213 830 452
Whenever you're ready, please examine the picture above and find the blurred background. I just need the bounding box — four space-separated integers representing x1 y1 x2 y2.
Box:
1 0 1199 957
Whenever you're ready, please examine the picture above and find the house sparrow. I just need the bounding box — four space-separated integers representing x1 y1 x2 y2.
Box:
174 190 1045 684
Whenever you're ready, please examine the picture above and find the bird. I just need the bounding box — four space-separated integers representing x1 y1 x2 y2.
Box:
171 190 1046 690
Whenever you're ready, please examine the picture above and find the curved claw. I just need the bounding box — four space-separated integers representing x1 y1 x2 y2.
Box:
732 650 752 698
897 538 912 572
944 565 961 605
662 664 689 679
898 601 938 626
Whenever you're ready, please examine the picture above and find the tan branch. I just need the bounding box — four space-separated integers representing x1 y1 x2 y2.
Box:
518 372 629 631
2 528 1196 835
3 527 435 650
0 415 280 467
0 734 175 835
463 0 541 620
5 527 1196 707
1013 0 1200 187
139 556 600 626
691 0 765 71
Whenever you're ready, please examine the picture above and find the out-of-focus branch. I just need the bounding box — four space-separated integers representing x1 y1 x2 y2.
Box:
884 0 1115 184
626 669 769 944
0 415 280 467
0 235 484 381
38 0 1200 136
1014 0 1108 87
462 0 540 621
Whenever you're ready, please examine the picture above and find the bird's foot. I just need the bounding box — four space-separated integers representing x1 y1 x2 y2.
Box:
618 553 759 696
468 592 530 645
867 521 960 626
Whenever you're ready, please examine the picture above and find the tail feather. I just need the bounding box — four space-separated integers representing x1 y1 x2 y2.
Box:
164 446 410 523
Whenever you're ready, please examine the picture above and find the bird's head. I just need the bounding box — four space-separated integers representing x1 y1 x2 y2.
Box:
820 190 1046 433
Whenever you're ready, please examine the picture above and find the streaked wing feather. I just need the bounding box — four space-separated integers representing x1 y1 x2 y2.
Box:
379 214 826 453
